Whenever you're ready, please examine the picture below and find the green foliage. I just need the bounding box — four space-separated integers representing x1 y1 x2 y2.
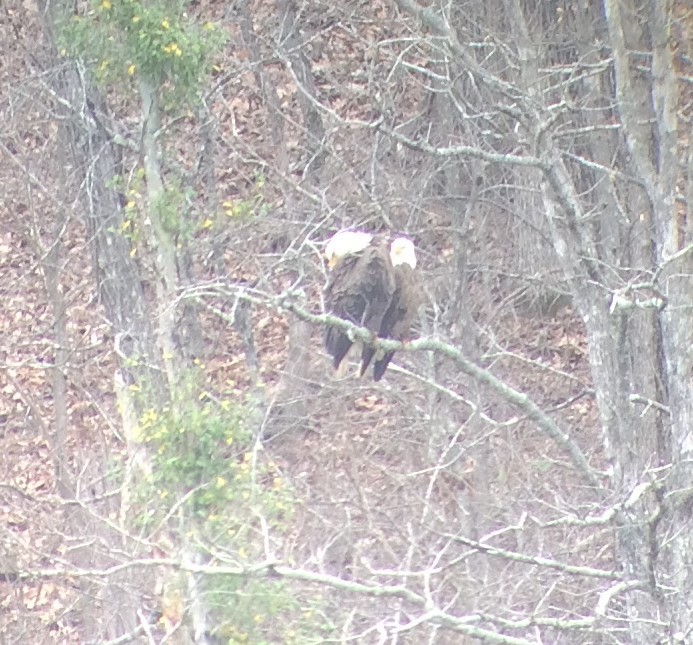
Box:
210 578 336 645
222 175 272 221
152 180 197 239
104 170 203 250
103 170 144 250
131 375 327 642
59 0 224 99
134 376 292 530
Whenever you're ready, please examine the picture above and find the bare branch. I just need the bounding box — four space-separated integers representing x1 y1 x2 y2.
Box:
190 282 601 488
448 533 619 579
15 557 535 643
377 123 543 168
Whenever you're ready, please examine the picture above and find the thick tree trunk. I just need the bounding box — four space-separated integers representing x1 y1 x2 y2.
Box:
38 2 169 640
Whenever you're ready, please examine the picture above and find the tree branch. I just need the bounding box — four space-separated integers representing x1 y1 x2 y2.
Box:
448 533 618 579
377 123 543 168
191 282 602 489
13 556 535 643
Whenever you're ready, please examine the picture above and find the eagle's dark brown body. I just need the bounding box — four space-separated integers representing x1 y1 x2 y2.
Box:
324 239 396 370
360 263 424 381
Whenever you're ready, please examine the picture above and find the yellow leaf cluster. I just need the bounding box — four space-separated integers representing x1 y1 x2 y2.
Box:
163 42 183 57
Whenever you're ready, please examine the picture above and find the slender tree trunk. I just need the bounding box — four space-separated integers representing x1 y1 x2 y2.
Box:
277 0 327 177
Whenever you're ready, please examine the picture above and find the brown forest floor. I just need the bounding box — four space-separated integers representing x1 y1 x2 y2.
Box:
0 0 654 642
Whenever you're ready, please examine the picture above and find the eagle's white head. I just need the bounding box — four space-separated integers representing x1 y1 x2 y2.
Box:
325 231 373 268
390 237 417 269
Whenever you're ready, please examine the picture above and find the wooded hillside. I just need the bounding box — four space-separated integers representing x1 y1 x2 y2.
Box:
1 0 692 643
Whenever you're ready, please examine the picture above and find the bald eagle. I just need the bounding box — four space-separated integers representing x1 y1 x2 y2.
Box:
360 237 422 381
324 231 374 268
323 232 396 371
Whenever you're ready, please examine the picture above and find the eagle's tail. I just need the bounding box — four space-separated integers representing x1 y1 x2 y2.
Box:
325 327 352 370
372 352 395 381
359 345 376 377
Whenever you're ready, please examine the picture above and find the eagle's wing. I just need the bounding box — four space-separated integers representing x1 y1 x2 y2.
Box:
324 243 395 370
361 264 423 381
324 253 367 369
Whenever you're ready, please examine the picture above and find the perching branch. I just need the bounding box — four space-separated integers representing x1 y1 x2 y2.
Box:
189 282 602 489
12 557 536 644
17 552 643 643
